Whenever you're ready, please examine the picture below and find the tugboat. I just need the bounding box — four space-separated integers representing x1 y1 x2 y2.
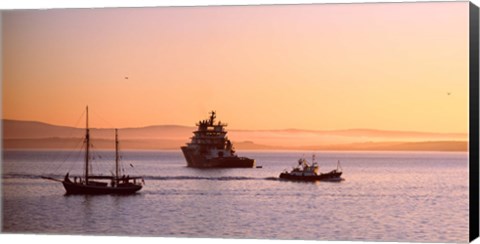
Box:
181 111 255 168
279 155 343 182
42 107 144 194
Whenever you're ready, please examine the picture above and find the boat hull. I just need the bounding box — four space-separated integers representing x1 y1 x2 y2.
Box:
181 147 255 168
62 181 142 195
279 171 343 182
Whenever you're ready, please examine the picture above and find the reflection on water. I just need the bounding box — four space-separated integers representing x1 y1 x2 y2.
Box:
2 150 469 242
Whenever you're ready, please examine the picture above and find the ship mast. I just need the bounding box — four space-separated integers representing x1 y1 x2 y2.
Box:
115 128 119 184
209 111 216 126
85 106 90 185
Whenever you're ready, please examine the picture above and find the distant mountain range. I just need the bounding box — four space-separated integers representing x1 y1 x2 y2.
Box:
2 119 468 151
2 119 193 139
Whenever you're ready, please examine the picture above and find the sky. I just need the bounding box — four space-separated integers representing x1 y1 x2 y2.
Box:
2 2 470 132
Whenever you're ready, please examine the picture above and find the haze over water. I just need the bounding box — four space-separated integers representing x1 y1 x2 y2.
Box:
2 150 468 242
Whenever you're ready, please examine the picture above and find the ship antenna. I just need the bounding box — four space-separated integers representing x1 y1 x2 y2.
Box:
209 111 216 126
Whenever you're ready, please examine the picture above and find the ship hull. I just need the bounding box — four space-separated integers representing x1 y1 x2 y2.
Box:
62 181 142 195
279 171 343 182
181 147 255 168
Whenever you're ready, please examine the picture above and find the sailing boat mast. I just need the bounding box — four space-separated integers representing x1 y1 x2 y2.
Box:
115 128 119 183
85 106 90 184
54 107 144 195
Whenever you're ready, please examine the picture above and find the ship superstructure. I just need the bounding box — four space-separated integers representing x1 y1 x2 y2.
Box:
181 111 255 168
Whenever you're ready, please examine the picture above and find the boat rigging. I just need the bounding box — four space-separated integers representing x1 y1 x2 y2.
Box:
42 106 144 195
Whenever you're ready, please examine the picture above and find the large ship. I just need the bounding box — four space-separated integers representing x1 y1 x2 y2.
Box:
181 111 255 168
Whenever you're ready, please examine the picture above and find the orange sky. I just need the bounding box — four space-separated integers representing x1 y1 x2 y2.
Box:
2 2 469 132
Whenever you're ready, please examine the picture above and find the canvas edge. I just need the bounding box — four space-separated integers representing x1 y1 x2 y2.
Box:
470 1 480 242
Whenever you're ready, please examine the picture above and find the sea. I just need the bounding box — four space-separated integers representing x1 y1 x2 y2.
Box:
1 150 469 243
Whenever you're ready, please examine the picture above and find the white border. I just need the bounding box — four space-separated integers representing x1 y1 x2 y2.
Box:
0 0 471 10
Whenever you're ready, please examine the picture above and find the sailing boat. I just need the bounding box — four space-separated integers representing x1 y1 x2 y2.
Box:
42 107 144 195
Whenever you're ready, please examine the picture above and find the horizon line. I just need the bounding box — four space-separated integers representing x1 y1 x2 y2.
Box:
2 118 469 135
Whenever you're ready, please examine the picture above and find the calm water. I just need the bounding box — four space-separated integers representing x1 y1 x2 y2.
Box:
1 150 469 243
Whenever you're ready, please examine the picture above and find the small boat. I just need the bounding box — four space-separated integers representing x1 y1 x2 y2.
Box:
42 107 144 195
279 155 343 182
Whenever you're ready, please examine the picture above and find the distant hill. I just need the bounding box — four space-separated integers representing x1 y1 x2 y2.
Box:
3 137 186 150
2 119 468 151
2 119 194 140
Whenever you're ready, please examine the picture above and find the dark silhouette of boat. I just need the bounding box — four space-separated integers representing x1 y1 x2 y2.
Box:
279 155 343 182
42 107 144 195
181 111 255 168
